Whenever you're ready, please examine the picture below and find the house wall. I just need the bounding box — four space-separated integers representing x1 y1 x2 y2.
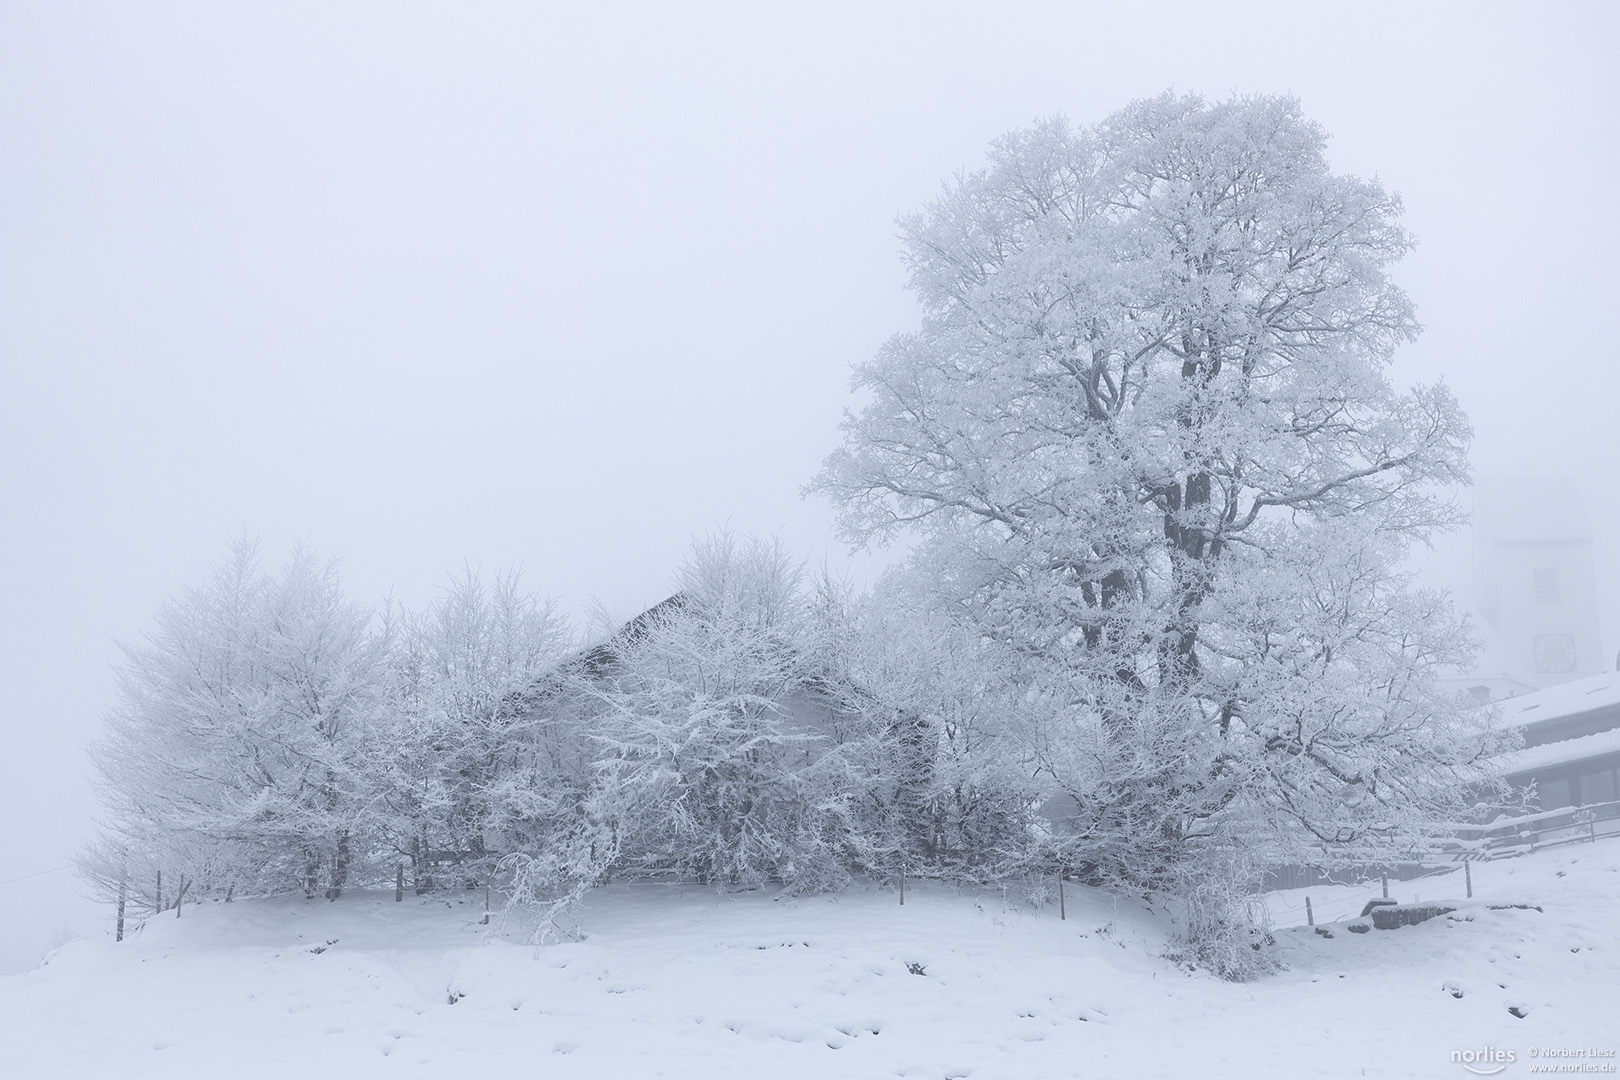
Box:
1472 479 1605 686
1509 752 1620 812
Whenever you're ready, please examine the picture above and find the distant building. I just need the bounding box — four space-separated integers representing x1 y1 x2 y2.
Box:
1428 478 1619 853
1471 478 1604 689
1440 478 1605 704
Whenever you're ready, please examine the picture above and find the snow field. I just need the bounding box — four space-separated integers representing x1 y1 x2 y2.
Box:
3 839 1617 1079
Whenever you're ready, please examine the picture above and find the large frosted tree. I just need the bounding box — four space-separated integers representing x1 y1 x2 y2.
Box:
815 93 1503 970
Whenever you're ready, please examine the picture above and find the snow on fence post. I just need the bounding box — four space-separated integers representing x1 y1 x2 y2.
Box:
1305 896 1314 927
1381 874 1388 900
1465 860 1472 899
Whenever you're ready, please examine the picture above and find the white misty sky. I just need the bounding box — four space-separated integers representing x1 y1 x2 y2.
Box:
1 0 1616 970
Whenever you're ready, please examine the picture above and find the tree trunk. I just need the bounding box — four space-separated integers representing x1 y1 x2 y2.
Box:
326 832 350 901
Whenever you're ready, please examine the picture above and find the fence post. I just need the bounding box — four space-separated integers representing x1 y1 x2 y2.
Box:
116 879 126 943
1381 874 1388 900
156 869 162 913
1059 871 1066 921
899 865 905 907
396 865 404 903
1305 896 1314 927
1464 860 1472 899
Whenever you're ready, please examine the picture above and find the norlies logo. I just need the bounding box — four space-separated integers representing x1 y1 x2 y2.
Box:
1453 1047 1517 1075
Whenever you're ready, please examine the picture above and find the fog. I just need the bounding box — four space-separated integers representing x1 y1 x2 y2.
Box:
1 0 1615 973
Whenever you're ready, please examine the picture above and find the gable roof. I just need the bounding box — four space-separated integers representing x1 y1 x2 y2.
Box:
1499 670 1620 731
1496 671 1620 783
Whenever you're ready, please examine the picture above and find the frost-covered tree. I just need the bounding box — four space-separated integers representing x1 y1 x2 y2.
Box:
805 576 1035 881
84 541 385 905
580 534 855 891
814 93 1506 975
369 568 572 891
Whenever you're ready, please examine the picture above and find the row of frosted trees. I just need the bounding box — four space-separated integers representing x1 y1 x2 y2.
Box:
81 526 1504 977
80 535 1036 936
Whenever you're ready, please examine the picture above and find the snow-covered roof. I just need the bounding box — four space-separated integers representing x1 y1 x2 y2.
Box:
1507 726 1620 777
1497 671 1620 730
1474 478 1593 545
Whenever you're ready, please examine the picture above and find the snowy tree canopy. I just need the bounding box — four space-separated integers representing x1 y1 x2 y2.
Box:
813 94 1506 959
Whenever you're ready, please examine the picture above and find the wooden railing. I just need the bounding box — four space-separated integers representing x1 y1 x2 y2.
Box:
1447 798 1620 857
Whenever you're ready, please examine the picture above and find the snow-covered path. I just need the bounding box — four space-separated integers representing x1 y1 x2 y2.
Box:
3 842 1616 1079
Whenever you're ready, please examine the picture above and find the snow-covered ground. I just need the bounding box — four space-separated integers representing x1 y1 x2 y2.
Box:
3 842 1617 1079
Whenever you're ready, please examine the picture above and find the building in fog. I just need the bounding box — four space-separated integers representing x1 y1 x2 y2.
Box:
1450 670 1620 854
1498 671 1620 813
1440 479 1620 850
1461 478 1605 702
